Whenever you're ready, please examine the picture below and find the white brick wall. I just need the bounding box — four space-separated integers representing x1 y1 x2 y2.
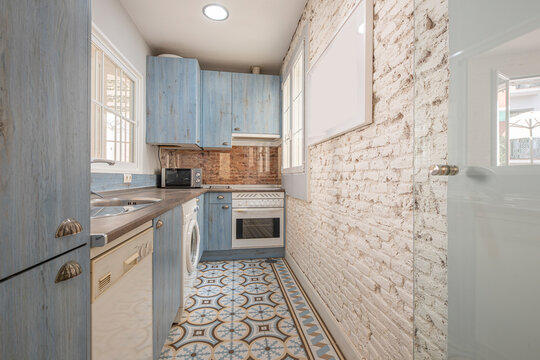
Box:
282 0 416 358
413 0 449 358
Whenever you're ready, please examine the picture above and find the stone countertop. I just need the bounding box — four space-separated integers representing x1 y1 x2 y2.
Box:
90 187 285 247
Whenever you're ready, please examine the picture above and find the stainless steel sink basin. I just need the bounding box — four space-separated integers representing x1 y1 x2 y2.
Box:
91 197 161 219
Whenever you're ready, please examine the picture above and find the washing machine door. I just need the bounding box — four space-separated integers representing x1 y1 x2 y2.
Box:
185 219 200 273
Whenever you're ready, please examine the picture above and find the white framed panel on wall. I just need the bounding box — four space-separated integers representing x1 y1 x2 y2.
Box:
306 0 373 146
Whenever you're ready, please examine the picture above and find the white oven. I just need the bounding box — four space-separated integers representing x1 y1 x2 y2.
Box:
232 192 284 249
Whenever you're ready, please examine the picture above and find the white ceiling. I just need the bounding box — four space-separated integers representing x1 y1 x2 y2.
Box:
119 0 307 74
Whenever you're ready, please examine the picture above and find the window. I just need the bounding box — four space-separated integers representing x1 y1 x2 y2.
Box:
91 29 142 171
282 40 305 173
496 74 540 166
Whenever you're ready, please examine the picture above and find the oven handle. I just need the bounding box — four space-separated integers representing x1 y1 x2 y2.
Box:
233 208 283 213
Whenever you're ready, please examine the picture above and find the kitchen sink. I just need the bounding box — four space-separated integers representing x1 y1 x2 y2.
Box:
91 197 162 219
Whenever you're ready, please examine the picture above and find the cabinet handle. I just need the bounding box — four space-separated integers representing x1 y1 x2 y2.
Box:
222 205 229 209
234 127 240 131
156 220 164 229
217 195 224 199
55 261 83 283
55 218 83 238
222 142 230 146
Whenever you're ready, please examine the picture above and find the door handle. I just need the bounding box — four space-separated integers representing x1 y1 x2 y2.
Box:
217 195 224 199
234 127 240 131
156 220 164 229
222 142 230 146
429 164 459 176
222 205 230 209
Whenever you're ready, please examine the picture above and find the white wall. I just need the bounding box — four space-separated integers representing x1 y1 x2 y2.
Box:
92 0 159 174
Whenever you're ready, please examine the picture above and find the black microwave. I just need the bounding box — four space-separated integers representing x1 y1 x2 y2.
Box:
161 168 202 188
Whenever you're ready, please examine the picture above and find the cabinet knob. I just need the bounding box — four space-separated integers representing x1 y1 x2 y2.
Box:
156 220 164 229
217 195 224 199
55 218 83 238
55 261 83 283
222 205 229 209
234 127 240 131
222 142 230 146
196 198 200 203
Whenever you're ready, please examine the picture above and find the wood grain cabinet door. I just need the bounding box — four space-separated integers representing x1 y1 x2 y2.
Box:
0 0 91 280
207 203 232 251
146 56 201 145
231 73 281 135
201 70 232 148
197 195 205 255
152 207 182 359
0 245 90 360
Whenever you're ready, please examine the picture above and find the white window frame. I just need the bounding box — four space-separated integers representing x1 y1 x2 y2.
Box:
282 38 306 175
91 24 144 174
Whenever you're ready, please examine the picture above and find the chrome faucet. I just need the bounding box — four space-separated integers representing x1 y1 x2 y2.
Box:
91 191 105 199
91 158 116 166
90 159 114 199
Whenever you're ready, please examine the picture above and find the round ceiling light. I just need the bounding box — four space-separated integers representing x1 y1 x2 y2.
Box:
203 4 229 21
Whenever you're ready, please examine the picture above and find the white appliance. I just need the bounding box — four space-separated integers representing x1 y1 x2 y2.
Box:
91 226 153 360
181 199 201 307
232 192 284 248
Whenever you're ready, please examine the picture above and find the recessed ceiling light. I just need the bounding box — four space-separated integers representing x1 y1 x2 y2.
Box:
203 4 229 21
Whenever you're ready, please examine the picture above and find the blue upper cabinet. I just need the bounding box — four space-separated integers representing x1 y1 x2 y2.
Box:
201 71 232 148
232 73 281 136
146 56 201 145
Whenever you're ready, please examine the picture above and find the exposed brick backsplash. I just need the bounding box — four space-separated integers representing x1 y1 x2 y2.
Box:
160 146 281 185
282 0 416 358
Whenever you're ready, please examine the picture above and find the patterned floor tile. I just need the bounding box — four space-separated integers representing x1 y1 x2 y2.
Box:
159 258 344 360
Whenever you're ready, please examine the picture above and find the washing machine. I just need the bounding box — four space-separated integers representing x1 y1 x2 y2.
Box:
181 199 201 308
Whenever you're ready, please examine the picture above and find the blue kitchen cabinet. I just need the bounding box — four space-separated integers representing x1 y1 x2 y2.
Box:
0 0 90 281
196 195 206 258
146 56 201 145
0 0 91 357
201 71 233 148
232 73 281 135
0 245 90 359
207 201 232 251
152 207 183 359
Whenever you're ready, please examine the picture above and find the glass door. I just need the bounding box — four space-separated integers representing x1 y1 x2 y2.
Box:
447 1 540 358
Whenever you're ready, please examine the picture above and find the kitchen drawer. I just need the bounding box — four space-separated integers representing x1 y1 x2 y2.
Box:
208 192 232 204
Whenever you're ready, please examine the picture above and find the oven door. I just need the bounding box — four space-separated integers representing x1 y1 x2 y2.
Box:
232 208 284 249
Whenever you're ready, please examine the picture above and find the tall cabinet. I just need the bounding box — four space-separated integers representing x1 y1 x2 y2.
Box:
0 0 91 358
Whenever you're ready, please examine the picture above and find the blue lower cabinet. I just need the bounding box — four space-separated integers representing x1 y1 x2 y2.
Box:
0 245 90 359
196 195 205 258
207 202 232 251
152 207 182 359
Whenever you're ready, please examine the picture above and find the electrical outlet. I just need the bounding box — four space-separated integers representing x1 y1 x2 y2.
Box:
123 173 132 184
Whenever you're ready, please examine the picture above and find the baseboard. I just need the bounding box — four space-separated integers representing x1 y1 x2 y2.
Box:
285 252 362 360
201 247 285 261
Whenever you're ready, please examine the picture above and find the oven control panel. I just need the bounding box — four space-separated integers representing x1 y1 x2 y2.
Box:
232 192 284 208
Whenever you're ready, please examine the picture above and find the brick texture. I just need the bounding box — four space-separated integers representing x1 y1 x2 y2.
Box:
413 0 449 358
282 0 416 358
161 146 281 185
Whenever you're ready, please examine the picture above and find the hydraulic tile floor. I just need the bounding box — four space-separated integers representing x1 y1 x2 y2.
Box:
159 259 345 360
